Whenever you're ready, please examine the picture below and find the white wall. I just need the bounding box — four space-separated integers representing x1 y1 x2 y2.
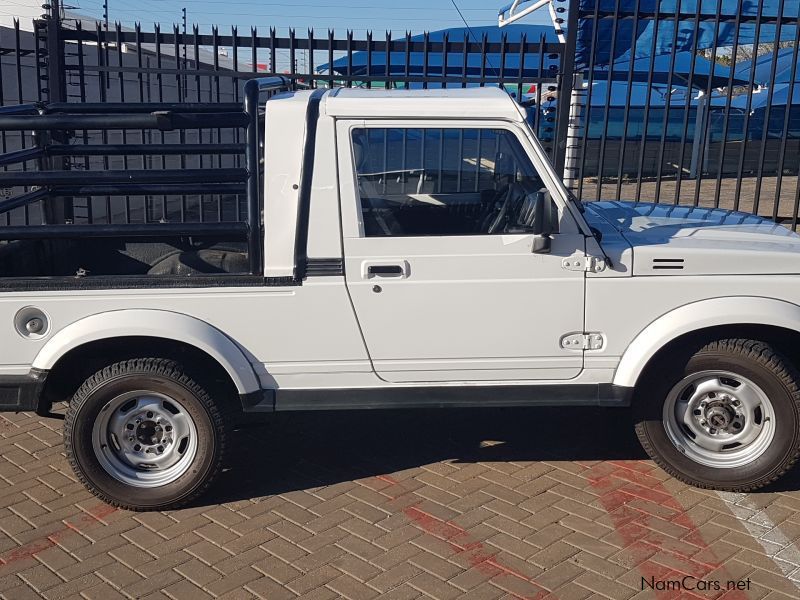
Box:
0 0 42 32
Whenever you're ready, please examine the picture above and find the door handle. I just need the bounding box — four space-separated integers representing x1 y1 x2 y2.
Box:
361 260 410 279
368 265 403 275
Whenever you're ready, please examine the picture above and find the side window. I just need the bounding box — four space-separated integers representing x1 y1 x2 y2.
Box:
351 128 554 237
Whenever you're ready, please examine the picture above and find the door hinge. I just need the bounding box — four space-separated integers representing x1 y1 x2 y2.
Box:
561 254 606 273
560 332 605 350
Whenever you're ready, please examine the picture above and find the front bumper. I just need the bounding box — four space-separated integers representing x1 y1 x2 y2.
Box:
0 369 48 413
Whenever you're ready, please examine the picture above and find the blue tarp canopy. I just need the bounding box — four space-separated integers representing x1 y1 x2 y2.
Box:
731 83 800 109
317 25 559 80
577 0 799 68
320 26 746 89
597 50 747 89
735 48 800 86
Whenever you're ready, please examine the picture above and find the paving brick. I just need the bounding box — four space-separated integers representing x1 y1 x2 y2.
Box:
216 589 258 600
96 560 143 589
205 566 263 596
456 582 505 600
243 575 297 600
365 562 421 593
406 572 463 600
163 578 214 600
286 565 341 595
108 543 155 569
173 558 222 587
326 573 380 600
291 544 345 572
1 583 47 600
41 573 102 600
185 540 233 565
80 582 128 600
213 546 267 576
331 553 381 581
17 564 64 593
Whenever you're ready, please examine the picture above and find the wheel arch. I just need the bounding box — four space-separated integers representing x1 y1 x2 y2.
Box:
33 310 261 404
614 297 800 390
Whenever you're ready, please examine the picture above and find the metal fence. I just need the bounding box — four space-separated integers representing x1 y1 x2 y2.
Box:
3 0 800 229
0 3 565 228
565 0 800 229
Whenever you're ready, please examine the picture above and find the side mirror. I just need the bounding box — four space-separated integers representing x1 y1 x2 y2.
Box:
531 192 553 254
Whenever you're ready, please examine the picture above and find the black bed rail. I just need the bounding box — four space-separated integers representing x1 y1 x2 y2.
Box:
0 222 248 240
0 76 292 276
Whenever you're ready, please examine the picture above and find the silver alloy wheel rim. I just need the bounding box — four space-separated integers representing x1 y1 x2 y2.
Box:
663 370 775 469
91 391 198 487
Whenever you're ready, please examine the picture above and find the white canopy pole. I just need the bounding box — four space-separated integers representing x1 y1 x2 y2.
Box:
499 0 579 187
689 90 709 179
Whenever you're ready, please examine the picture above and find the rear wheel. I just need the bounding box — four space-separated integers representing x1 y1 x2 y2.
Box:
634 339 800 491
64 358 226 510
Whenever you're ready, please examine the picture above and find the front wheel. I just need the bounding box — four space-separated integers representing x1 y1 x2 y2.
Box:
634 339 800 491
64 358 227 511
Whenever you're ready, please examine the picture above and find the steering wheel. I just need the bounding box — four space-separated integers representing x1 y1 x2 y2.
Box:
484 184 516 234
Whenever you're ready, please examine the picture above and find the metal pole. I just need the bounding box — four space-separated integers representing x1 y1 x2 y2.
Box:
553 0 579 177
46 0 66 104
182 8 187 92
243 79 263 275
103 0 110 89
562 73 584 190
689 90 708 179
45 0 70 224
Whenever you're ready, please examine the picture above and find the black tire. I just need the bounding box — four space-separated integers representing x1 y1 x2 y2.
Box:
64 358 227 511
634 339 800 491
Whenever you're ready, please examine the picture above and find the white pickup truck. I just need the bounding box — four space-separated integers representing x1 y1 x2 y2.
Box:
2 79 800 510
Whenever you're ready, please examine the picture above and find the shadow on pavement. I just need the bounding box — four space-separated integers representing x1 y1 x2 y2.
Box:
201 406 650 507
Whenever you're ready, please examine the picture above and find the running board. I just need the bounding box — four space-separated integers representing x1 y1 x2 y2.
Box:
242 384 633 412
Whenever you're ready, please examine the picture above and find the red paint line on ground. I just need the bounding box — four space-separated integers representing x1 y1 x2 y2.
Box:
584 461 748 600
376 474 555 600
0 502 117 565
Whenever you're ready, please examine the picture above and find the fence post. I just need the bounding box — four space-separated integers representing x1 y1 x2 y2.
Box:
553 0 580 182
45 0 66 104
43 0 72 224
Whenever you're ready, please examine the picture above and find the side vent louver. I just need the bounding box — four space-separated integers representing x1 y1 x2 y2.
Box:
652 258 685 270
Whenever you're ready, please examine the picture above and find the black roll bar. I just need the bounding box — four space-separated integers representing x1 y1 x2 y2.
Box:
0 76 293 276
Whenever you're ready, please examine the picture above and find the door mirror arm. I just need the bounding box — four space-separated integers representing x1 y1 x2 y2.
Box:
531 192 553 254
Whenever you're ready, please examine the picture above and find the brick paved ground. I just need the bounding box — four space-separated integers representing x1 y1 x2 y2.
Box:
3 405 800 600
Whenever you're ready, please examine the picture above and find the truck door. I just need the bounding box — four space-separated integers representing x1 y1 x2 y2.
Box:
337 122 586 383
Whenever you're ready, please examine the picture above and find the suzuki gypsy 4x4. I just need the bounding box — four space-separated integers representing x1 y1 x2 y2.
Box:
1 79 800 510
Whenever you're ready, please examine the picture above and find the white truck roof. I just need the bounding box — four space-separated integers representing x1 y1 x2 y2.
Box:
323 87 525 121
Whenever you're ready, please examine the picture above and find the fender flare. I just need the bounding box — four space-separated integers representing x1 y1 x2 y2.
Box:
613 296 800 389
32 309 261 395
